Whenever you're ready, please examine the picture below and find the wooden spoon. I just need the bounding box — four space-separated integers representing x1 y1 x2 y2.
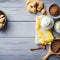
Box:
31 45 46 51
43 40 60 60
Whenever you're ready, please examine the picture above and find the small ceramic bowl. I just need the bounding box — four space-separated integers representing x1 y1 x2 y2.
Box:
40 15 54 30
54 21 60 33
49 4 60 19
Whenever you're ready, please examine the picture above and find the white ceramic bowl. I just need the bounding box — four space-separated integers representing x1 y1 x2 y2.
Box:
49 4 60 19
54 21 60 33
40 15 54 30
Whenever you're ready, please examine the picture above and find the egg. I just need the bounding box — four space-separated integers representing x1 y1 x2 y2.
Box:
55 21 60 33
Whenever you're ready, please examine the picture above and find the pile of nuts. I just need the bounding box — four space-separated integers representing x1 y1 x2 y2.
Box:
26 0 47 15
0 11 6 29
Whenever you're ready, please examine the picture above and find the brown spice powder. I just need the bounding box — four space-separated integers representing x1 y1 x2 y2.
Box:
51 40 60 53
49 4 60 17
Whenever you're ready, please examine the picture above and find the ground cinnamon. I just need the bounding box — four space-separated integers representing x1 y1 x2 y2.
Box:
51 40 60 53
49 4 60 17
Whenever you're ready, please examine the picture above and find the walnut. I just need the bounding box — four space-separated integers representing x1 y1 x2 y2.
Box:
26 0 47 15
27 2 37 14
0 24 4 29
26 0 37 14
0 11 6 29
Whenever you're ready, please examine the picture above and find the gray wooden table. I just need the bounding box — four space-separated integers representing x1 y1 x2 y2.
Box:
0 0 60 60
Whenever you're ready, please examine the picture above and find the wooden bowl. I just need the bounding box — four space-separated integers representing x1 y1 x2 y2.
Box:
0 10 7 29
43 39 60 60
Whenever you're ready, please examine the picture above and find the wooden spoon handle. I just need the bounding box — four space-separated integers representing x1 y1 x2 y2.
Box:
43 50 53 60
31 45 46 51
31 48 41 51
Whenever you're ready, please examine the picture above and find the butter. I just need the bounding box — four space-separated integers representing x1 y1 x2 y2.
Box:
35 16 54 45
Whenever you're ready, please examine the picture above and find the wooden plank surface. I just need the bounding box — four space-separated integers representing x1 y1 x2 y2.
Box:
0 0 60 60
0 55 59 60
0 38 59 60
0 0 59 21
0 22 35 37
0 38 46 55
0 55 60 60
0 22 59 37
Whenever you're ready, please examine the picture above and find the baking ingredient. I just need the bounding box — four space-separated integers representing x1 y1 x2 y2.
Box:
26 0 46 15
43 39 60 60
0 11 6 29
49 4 60 17
55 21 60 33
41 9 47 15
0 24 4 29
51 40 60 53
27 2 37 14
26 0 37 13
35 16 54 45
26 0 37 14
36 0 44 12
40 16 54 30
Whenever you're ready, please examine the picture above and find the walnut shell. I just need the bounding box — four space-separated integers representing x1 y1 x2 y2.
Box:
0 10 6 29
0 17 5 23
27 2 37 14
0 14 4 18
37 1 44 12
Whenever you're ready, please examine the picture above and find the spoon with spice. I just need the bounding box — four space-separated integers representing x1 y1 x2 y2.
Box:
43 39 60 60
